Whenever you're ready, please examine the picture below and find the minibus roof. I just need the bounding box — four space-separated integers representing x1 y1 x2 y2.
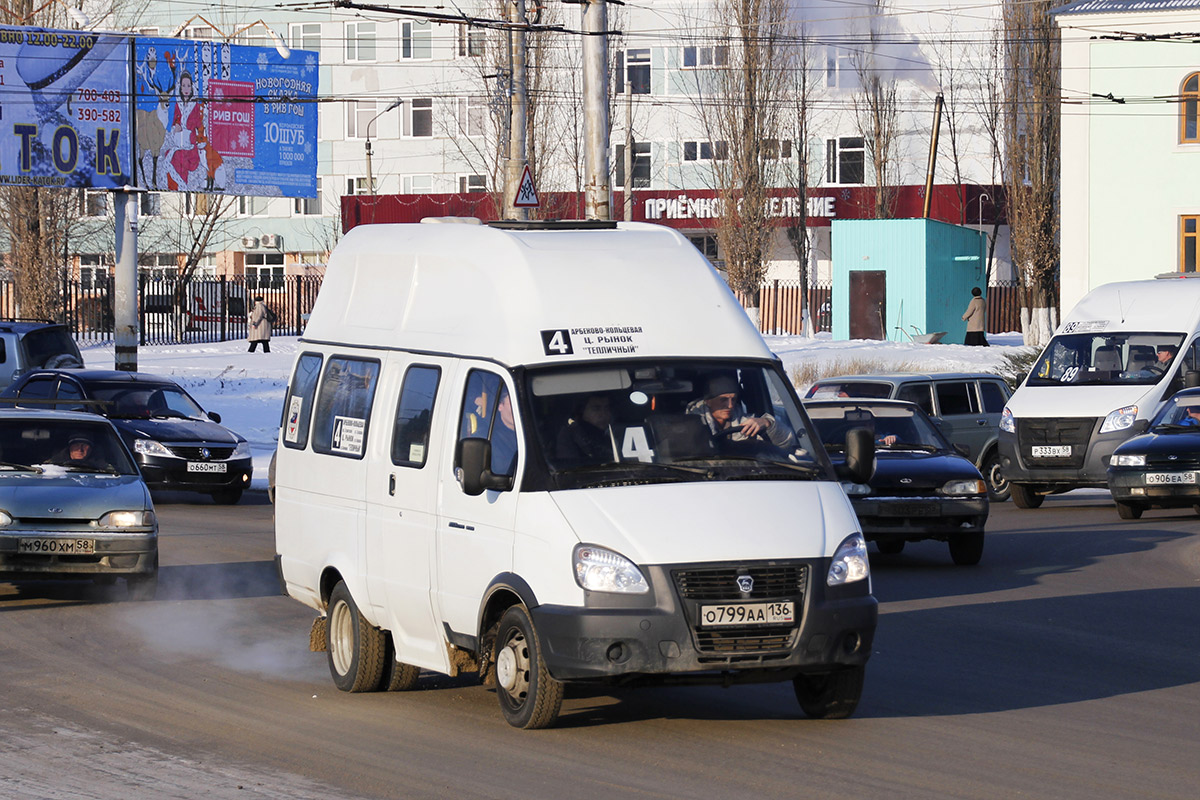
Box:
302 220 774 366
1061 277 1200 335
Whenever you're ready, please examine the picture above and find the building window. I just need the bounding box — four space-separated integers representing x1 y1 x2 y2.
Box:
140 192 161 216
1183 216 1199 272
79 255 111 290
401 20 432 60
186 193 210 216
825 47 855 89
193 253 218 280
294 178 322 215
139 254 178 281
458 174 486 193
616 49 651 95
826 137 864 184
184 25 216 40
246 253 285 289
457 26 484 57
347 177 376 195
346 21 376 62
688 235 719 261
456 96 487 137
682 45 727 68
683 140 726 161
762 139 793 159
347 99 376 139
614 142 652 188
1183 73 1199 143
82 190 108 217
291 22 321 53
405 98 433 137
239 196 269 216
403 175 434 194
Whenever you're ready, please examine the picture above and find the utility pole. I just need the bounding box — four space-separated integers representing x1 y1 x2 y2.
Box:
113 188 139 371
503 0 530 220
624 84 632 221
582 0 611 220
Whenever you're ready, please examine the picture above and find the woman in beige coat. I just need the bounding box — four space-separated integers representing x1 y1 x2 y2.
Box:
248 296 272 353
962 286 988 346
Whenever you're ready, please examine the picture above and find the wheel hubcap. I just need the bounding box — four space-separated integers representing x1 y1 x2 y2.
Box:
496 644 518 690
330 601 353 675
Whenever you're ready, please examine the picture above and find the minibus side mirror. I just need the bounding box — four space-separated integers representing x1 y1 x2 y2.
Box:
1130 418 1150 435
456 437 513 496
835 427 875 484
207 411 222 424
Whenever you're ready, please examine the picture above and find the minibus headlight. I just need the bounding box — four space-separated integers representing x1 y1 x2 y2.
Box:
0 510 11 526
1099 405 1138 434
1111 453 1145 467
840 481 871 496
942 479 987 495
99 510 156 528
1000 407 1014 434
827 533 870 586
573 544 649 594
134 439 174 458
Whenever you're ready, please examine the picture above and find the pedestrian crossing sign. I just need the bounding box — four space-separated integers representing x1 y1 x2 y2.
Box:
514 165 540 208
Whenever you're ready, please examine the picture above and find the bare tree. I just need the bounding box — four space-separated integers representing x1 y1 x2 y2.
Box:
781 28 819 334
1002 0 1060 346
852 0 900 220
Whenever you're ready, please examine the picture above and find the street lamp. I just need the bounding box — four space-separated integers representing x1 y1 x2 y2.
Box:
364 98 403 196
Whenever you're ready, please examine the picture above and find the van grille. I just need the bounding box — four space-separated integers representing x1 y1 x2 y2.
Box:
1017 417 1096 468
672 564 807 601
694 627 797 657
671 563 807 657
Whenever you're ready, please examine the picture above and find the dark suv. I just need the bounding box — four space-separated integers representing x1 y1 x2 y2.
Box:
0 321 83 390
806 372 1012 501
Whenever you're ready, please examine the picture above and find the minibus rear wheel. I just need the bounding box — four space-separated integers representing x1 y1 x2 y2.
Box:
383 633 421 691
494 605 563 729
794 664 865 719
1010 483 1044 509
327 581 386 692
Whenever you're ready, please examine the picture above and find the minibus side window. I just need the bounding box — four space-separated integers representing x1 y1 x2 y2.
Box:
282 353 323 449
312 356 381 459
458 370 518 477
391 365 441 468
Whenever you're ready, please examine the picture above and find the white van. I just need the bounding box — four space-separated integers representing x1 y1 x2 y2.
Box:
999 276 1200 507
273 219 877 729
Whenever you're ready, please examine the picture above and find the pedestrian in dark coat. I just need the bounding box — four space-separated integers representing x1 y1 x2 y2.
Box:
962 286 988 346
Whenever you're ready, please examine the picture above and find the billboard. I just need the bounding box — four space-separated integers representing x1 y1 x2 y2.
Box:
134 38 318 198
0 26 133 189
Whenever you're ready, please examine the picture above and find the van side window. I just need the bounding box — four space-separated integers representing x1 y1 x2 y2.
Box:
312 357 381 459
391 365 440 467
282 353 323 449
896 383 933 415
936 381 979 416
978 381 1007 413
458 370 518 477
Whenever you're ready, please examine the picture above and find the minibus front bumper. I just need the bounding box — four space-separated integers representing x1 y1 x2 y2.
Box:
998 421 1133 488
530 561 877 683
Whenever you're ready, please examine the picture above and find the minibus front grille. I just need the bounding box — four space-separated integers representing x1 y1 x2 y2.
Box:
1017 417 1095 468
694 626 797 656
671 564 808 601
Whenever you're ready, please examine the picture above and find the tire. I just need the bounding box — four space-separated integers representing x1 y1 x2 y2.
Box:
875 539 905 555
326 581 387 693
382 634 421 692
793 664 865 720
982 452 1010 502
1116 501 1144 520
494 605 564 729
949 531 985 565
212 488 243 505
1010 483 1044 509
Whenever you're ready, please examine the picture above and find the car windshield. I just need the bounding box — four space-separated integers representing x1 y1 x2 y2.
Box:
1027 332 1186 387
86 381 207 420
523 361 826 490
1150 395 1200 431
806 381 893 399
806 402 950 453
0 419 138 474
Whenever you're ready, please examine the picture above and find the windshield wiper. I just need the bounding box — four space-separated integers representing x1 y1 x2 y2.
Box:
880 442 940 452
1154 423 1200 432
0 461 42 473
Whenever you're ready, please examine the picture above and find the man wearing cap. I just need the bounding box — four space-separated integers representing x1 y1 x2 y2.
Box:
59 434 105 469
686 374 795 449
1149 344 1178 375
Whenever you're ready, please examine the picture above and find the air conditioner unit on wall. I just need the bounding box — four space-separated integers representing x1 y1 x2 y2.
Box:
241 235 259 249
260 233 283 249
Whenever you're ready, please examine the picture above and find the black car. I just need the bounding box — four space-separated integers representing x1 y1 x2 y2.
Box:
0 370 252 504
1107 387 1200 519
805 399 989 565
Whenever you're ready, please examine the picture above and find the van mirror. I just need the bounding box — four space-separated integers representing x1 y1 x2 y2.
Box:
836 427 875 484
456 437 513 496
207 411 222 424
1131 418 1150 435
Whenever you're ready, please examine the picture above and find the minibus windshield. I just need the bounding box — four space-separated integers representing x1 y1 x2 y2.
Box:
524 361 828 489
1026 332 1186 387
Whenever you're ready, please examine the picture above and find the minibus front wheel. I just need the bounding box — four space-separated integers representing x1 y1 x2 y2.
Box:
794 664 865 719
494 605 564 729
327 581 386 692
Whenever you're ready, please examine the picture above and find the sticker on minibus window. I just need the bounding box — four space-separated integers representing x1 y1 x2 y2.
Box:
285 396 304 443
332 416 366 455
1061 320 1109 334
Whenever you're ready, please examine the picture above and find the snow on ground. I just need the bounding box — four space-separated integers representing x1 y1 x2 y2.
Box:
78 331 1032 492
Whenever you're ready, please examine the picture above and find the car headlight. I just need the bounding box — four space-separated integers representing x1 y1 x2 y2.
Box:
134 439 174 458
0 510 11 526
1000 407 1015 434
1111 453 1146 467
233 441 252 458
827 533 870 586
99 510 156 528
573 544 649 594
942 479 987 495
840 481 871 496
1099 405 1138 434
